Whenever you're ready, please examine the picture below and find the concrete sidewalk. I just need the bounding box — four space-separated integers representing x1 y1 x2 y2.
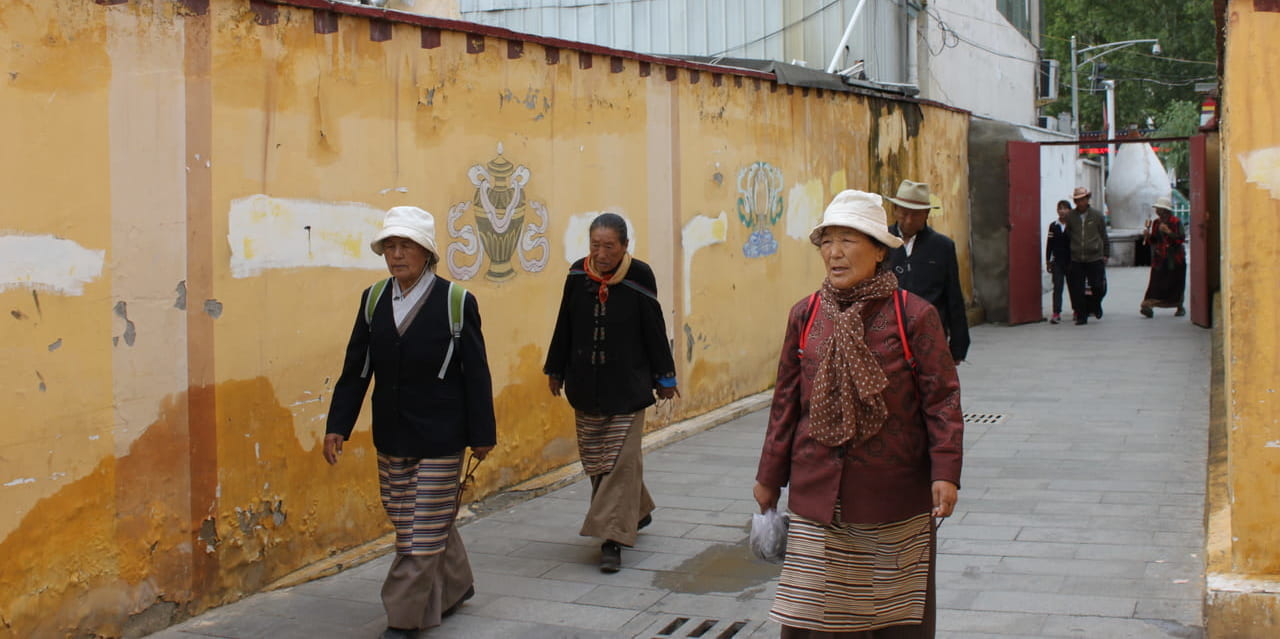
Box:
150 266 1209 639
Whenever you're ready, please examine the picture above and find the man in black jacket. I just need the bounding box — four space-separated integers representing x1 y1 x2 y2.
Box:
886 180 970 363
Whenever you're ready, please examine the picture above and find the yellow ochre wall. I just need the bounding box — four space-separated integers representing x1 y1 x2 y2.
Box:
0 1 971 636
1206 2 1280 636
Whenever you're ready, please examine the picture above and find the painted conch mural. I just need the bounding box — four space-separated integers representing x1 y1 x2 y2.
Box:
737 162 785 258
446 143 550 281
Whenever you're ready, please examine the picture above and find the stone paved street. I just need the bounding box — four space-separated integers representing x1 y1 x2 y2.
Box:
150 266 1209 639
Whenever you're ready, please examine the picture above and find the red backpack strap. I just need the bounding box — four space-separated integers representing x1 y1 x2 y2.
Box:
893 289 918 373
797 292 821 359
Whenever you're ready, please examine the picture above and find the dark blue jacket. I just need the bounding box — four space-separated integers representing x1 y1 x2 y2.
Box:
327 277 497 458
888 224 970 363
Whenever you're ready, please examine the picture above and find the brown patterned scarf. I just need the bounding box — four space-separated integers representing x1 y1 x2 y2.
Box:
807 268 899 448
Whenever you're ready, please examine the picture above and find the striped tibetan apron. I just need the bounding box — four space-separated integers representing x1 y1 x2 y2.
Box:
771 512 933 633
377 454 462 555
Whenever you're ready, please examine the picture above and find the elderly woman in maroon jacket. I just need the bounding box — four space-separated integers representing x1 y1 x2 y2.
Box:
754 190 963 638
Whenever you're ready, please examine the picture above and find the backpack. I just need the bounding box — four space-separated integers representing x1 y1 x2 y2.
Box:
797 289 918 377
359 278 468 380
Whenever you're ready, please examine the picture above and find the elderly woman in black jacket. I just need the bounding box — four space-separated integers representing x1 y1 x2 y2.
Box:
544 213 679 573
325 206 496 639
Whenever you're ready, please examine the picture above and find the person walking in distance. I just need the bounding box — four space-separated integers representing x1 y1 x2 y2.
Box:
1045 200 1072 324
886 179 970 363
1065 187 1110 325
544 213 679 573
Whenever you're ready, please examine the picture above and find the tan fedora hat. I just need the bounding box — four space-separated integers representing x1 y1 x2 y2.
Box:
1072 186 1091 200
884 180 939 210
809 190 904 249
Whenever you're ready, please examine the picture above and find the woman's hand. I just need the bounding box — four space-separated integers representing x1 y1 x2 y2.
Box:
547 376 563 397
931 480 958 518
753 482 780 513
471 446 494 461
323 433 345 466
656 386 681 400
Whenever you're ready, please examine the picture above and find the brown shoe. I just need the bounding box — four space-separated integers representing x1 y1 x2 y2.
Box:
443 585 475 618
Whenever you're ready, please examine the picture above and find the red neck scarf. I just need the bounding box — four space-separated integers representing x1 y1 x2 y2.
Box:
583 253 632 304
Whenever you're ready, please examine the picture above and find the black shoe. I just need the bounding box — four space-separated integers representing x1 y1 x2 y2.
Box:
443 585 475 618
1074 316 1087 325
1140 306 1154 318
381 628 419 639
1094 308 1103 319
600 541 622 573
637 514 653 530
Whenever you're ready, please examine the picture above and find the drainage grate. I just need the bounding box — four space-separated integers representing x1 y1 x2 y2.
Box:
963 413 1007 424
635 616 762 639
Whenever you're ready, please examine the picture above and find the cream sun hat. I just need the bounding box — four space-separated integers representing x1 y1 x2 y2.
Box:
1152 195 1174 211
809 190 904 249
370 206 439 257
885 180 940 210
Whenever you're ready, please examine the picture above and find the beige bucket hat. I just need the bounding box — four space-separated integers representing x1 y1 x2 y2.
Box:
809 190 904 249
885 180 940 210
370 206 439 257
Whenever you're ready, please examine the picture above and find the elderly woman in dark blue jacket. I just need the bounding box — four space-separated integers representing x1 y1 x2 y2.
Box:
325 206 497 639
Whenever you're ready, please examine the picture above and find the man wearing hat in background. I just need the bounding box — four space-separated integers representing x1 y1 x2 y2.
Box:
887 179 970 364
1066 186 1110 325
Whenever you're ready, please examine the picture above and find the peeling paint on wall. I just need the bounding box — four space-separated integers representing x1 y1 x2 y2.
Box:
1238 147 1280 198
227 195 386 278
785 178 826 241
0 234 105 295
680 212 728 313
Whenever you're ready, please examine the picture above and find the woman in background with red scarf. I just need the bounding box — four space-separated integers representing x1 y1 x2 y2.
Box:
755 190 963 638
544 213 679 573
1140 196 1187 318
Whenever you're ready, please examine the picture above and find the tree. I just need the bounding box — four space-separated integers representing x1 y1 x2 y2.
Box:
1153 99 1201 189
1040 0 1217 134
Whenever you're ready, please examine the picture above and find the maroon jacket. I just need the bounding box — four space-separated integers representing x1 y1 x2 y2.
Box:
756 291 963 525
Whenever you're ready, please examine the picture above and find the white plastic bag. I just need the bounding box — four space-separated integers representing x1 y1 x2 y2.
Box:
749 508 789 563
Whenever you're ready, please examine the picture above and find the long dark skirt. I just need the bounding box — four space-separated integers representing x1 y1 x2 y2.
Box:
1142 260 1186 308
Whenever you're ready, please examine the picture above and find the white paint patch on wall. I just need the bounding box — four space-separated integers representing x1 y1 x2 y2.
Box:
785 180 825 241
3 478 36 487
1239 147 1280 199
1265 441 1280 448
561 212 638 264
681 212 728 313
0 234 105 295
228 195 387 278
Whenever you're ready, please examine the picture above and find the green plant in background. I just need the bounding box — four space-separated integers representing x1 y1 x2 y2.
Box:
1041 0 1217 134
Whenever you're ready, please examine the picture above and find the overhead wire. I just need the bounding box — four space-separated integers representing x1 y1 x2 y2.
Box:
708 0 845 60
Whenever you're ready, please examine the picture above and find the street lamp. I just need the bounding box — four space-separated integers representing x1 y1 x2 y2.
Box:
1069 36 1161 137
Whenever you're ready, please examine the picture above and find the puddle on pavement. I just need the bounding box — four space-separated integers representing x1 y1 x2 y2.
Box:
651 536 781 596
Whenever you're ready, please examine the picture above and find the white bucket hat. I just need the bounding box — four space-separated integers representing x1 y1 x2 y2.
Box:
370 206 438 257
885 180 940 210
1152 195 1174 211
809 190 904 249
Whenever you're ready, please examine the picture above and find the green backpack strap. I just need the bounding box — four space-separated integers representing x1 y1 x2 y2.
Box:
437 282 468 380
360 278 393 379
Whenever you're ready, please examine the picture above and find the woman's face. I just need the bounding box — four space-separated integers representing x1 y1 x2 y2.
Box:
820 227 887 289
381 236 430 283
589 227 628 273
1057 203 1071 220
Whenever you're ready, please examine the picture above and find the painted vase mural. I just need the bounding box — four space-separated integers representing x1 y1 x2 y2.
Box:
446 143 550 281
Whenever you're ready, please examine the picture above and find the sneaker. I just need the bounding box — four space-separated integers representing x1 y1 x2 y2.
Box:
1050 313 1061 324
600 541 622 573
